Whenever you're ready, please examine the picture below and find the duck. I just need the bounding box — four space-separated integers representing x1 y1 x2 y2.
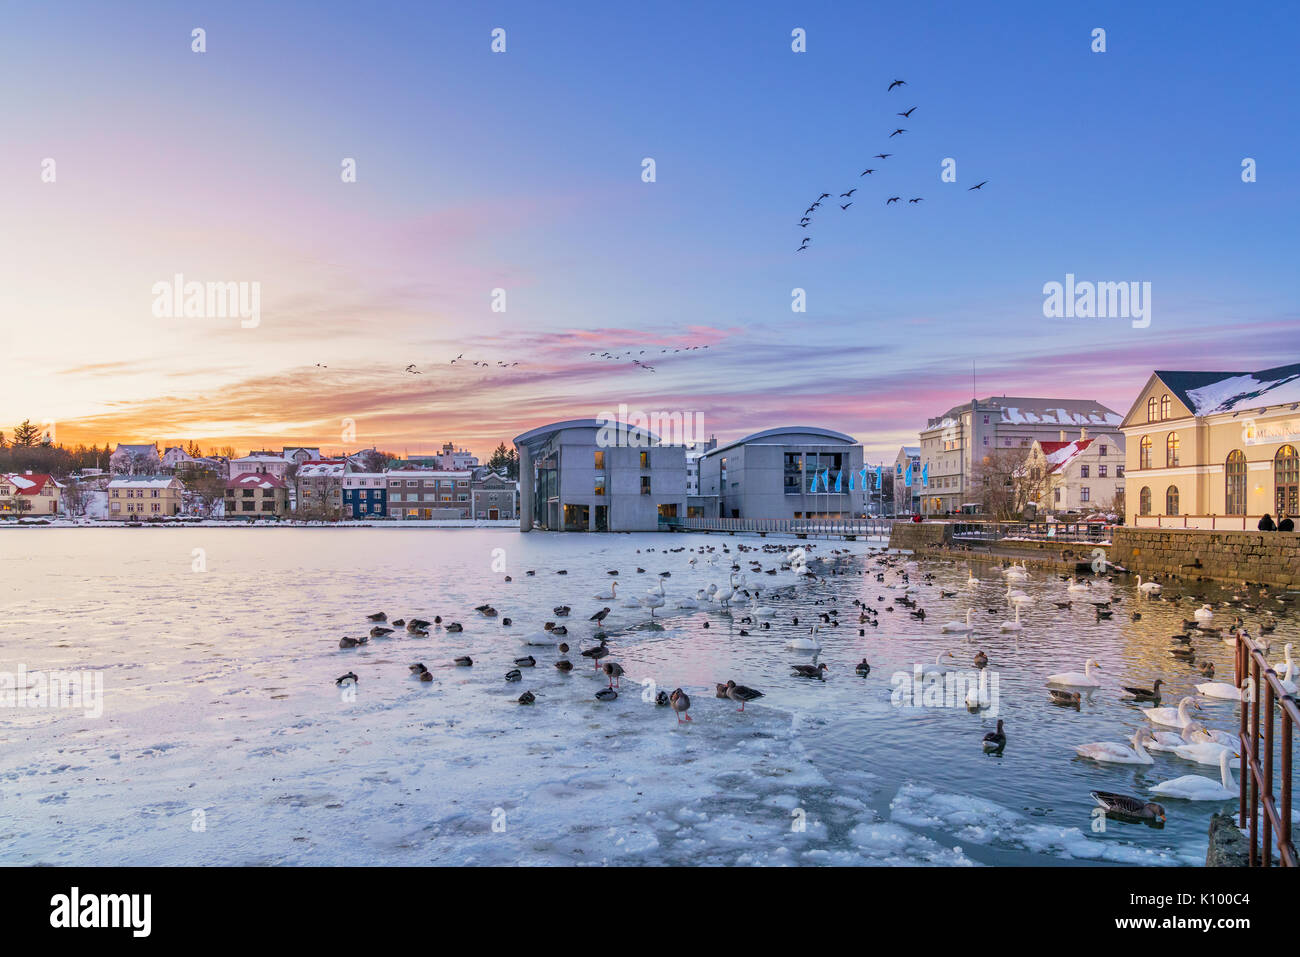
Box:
1136 575 1162 595
514 655 536 668
595 687 619 702
1047 659 1102 687
786 623 824 651
603 661 625 688
1197 660 1216 678
408 618 431 629
505 668 522 682
335 672 358 687
1120 678 1163 702
715 682 731 698
1075 730 1155 765
553 605 571 617
791 662 828 679
724 680 764 712
581 639 610 669
655 690 670 706
365 612 387 622
982 719 1006 753
855 659 871 676
370 626 394 637
1196 678 1252 700
670 688 692 722
940 609 975 634
594 582 619 601
1090 791 1166 824
554 659 574 672
1148 750 1237 800
392 618 406 627
518 690 537 705
1048 688 1081 708
1142 696 1201 729
973 651 988 670
338 636 368 649
453 656 473 667
445 622 464 633
999 606 1024 633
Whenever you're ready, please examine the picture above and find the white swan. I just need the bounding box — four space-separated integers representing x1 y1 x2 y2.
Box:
1136 574 1161 595
1067 577 1090 593
1047 659 1102 687
1149 750 1237 800
1005 562 1029 580
1145 729 1196 752
594 581 618 601
642 592 666 617
1005 584 1034 606
520 631 558 646
646 578 666 598
1196 679 1251 701
1272 643 1296 694
714 574 737 608
1143 696 1201 730
676 589 705 610
749 594 776 618
1188 726 1242 750
786 623 823 651
940 609 975 634
1171 740 1240 769
918 650 956 674
999 605 1024 633
966 570 979 586
1194 604 1214 622
1075 730 1154 765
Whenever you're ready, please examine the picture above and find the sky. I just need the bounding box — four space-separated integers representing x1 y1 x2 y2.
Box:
2 0 1298 463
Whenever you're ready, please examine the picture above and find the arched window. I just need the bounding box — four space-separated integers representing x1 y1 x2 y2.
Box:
1225 450 1247 515
1147 397 1158 422
1166 432 1180 468
1276 445 1299 517
1160 394 1171 420
1139 435 1152 469
1166 485 1179 515
1139 486 1151 515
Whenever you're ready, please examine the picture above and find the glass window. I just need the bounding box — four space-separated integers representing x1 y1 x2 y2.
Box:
1160 394 1171 420
1098 465 1107 478
1147 397 1158 422
1166 433 1180 468
640 476 651 495
593 451 604 469
1081 487 1090 503
1139 435 1152 469
1165 485 1179 515
1139 486 1151 515
1225 450 1246 515
1276 445 1299 517
1080 465 1089 478
640 451 648 469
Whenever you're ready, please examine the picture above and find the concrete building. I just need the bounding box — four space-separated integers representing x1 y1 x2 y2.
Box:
295 461 345 519
685 437 717 497
106 476 183 518
514 419 687 531
696 426 866 520
919 397 1123 515
1120 363 1300 527
471 469 517 520
0 472 63 516
225 473 289 519
385 469 473 520
1023 432 1125 515
342 472 388 519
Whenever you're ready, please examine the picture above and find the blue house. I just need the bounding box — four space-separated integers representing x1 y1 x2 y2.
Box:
342 472 387 519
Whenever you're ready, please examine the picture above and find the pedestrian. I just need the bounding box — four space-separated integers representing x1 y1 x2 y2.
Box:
1258 512 1276 531
1279 513 1295 532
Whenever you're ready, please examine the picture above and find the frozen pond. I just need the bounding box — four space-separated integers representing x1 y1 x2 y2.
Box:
1 527 1295 866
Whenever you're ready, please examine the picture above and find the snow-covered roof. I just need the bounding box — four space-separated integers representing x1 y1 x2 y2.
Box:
1181 363 1300 416
1 473 61 494
1039 439 1095 474
227 472 287 490
297 462 345 477
112 443 158 455
930 397 1121 429
107 477 178 489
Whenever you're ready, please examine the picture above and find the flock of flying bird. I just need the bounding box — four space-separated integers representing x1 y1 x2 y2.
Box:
796 78 987 253
327 540 1293 834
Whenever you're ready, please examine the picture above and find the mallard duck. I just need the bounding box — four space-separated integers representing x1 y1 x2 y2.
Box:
1170 646 1196 661
408 662 427 674
370 626 394 637
554 659 574 672
595 687 619 702
1121 678 1163 702
392 619 406 627
655 690 670 706
1048 688 1081 708
409 618 431 629
670 688 692 722
453 656 473 667
335 672 358 686
1197 660 1215 678
365 612 387 622
973 651 988 670
1090 790 1166 824
339 636 368 649
408 627 429 637
514 655 536 668
445 622 463 633
518 690 536 705
725 680 764 712
855 659 871 676
558 643 569 654
603 661 625 688
982 719 1006 753
505 668 522 682
791 662 828 679
551 625 568 637
553 605 571 616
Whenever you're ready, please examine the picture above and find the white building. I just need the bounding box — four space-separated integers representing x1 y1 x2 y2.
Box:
109 443 160 475
1023 431 1126 515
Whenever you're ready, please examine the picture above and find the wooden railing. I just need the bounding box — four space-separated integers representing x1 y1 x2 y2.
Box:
1235 632 1298 867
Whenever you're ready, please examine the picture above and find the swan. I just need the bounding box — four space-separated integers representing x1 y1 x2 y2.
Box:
1006 585 1034 606
676 589 705 610
1145 729 1196 752
1196 678 1251 701
1142 696 1201 730
594 581 618 601
1149 750 1237 800
940 609 975 634
1047 659 1102 687
999 605 1024 633
1067 577 1090 593
918 650 956 674
1272 644 1296 694
1171 740 1240 769
1136 575 1162 595
966 570 979 586
1075 730 1155 765
786 623 823 651
1194 604 1214 622
749 594 776 618
642 592 666 617
715 573 737 608
1189 727 1242 750
520 631 558 646
1005 562 1029 580
646 578 666 598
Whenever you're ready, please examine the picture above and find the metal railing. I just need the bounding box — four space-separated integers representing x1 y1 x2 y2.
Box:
1235 632 1298 866
1136 514 1263 530
949 521 1114 544
663 516 893 537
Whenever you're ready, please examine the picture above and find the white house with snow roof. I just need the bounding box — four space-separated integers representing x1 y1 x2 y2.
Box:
109 443 160 474
918 397 1122 515
1023 433 1125 516
1120 363 1300 527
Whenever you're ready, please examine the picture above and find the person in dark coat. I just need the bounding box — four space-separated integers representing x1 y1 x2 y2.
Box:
1258 512 1276 531
1279 514 1296 532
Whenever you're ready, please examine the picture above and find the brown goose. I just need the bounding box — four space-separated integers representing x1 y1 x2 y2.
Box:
670 688 692 722
791 663 828 679
1090 790 1166 824
1121 678 1163 702
725 680 764 712
1048 688 1081 708
603 661 625 688
581 639 609 670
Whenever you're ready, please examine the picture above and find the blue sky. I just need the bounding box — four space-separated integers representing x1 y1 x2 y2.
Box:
1 0 1297 460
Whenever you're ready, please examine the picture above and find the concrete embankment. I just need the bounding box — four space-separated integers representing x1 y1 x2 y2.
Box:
887 522 1107 576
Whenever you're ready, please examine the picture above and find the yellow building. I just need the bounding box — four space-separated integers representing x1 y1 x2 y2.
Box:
1119 364 1300 528
106 476 184 518
0 473 63 516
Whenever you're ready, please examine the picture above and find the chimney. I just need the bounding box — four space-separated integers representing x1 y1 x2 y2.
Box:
1058 430 1066 442
1079 427 1088 440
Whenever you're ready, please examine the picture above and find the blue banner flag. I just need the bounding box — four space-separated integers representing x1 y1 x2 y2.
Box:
904 463 913 488
834 470 842 492
875 465 882 489
921 463 929 488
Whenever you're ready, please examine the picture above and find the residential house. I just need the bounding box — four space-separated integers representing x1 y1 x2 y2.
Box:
470 468 517 520
295 461 345 519
0 472 63 516
109 443 161 475
1023 430 1125 515
342 472 388 519
386 469 473 520
224 473 289 519
106 476 183 518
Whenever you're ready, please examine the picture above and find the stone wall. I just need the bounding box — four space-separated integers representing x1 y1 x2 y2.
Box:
1110 528 1300 588
888 521 952 551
